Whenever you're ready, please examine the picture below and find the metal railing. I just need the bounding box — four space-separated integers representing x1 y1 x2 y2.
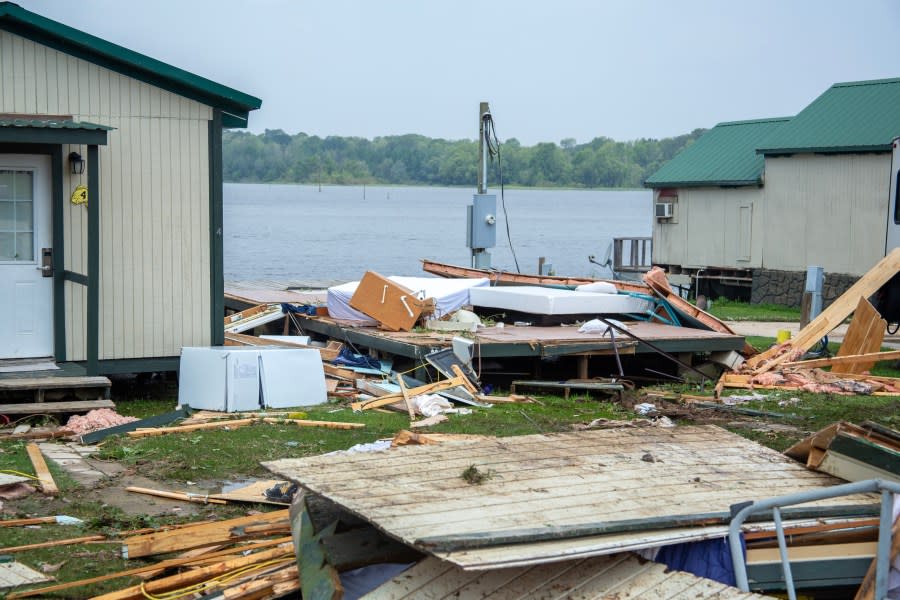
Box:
728 479 900 600
613 237 652 272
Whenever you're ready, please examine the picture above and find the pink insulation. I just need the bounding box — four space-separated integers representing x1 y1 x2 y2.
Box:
66 408 138 435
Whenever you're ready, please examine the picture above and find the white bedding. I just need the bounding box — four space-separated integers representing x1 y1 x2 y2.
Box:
468 286 653 315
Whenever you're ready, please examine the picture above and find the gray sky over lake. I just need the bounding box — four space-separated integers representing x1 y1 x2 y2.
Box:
16 0 900 145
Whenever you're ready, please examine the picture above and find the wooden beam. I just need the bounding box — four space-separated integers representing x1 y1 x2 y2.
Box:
126 486 228 505
126 418 257 438
351 374 471 412
25 442 58 496
261 418 364 430
397 375 416 420
0 400 114 415
783 350 900 370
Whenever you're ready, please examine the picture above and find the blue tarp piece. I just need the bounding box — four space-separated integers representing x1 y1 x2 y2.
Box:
281 303 318 315
655 535 745 587
333 347 382 370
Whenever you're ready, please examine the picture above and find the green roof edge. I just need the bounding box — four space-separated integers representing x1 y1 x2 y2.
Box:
0 2 261 127
643 178 761 189
758 144 892 155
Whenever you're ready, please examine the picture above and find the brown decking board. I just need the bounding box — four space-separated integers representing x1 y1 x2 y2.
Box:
292 314 744 359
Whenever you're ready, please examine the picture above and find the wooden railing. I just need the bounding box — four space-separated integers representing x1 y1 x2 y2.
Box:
613 237 652 273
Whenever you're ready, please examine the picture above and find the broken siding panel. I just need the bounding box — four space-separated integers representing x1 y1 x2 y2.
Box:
763 153 889 275
266 426 877 569
365 554 770 599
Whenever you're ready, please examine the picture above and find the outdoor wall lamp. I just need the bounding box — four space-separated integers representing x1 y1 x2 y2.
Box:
69 151 85 175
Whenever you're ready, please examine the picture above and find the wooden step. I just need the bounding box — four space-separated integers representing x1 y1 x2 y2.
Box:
0 376 111 403
0 399 115 415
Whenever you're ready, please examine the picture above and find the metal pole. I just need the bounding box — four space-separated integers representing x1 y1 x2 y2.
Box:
478 102 489 195
772 507 797 600
876 488 893 600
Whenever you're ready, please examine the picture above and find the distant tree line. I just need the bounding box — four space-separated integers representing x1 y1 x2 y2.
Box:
222 128 705 188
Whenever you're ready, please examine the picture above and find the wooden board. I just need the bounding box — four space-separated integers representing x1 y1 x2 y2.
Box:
0 376 110 391
349 271 435 332
834 297 886 374
25 442 58 496
0 399 115 415
264 426 878 569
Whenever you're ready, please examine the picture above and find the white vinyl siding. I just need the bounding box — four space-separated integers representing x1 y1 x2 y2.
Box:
761 153 889 275
0 29 213 361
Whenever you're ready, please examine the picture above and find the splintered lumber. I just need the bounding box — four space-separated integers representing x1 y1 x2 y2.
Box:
748 248 900 373
261 417 364 430
834 297 887 374
475 394 534 404
323 363 357 380
126 486 228 505
642 266 757 356
24 442 57 496
391 430 488 446
1 516 60 527
5 537 293 600
397 375 416 419
91 544 295 600
351 374 472 412
224 331 342 361
122 510 290 559
0 399 114 415
224 304 285 334
127 418 256 438
783 350 900 370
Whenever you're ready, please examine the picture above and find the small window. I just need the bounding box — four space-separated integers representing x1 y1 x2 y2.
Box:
895 170 900 225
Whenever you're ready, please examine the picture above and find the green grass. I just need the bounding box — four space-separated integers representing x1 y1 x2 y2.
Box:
706 298 801 322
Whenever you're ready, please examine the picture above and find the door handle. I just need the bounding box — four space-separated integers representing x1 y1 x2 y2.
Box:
36 265 52 273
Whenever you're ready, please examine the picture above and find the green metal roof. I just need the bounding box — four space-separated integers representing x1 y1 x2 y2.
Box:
0 117 112 131
756 78 900 155
0 117 112 144
0 2 261 128
644 117 790 188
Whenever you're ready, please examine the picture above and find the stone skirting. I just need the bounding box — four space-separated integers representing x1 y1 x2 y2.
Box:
751 269 858 307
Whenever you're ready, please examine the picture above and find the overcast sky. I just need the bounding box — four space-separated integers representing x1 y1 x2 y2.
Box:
15 0 900 145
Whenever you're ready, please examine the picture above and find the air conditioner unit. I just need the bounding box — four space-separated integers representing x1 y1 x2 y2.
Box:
655 202 674 218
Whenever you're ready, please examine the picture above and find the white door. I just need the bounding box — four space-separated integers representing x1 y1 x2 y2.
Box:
887 137 900 253
0 155 53 359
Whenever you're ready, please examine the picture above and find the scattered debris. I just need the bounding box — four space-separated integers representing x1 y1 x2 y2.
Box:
460 464 494 485
784 421 900 484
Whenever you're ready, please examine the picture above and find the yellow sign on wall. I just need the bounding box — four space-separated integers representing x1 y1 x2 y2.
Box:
71 184 88 205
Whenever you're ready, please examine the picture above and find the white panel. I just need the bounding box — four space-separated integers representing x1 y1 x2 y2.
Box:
260 349 327 408
738 204 752 262
227 351 262 412
762 154 890 275
178 347 228 411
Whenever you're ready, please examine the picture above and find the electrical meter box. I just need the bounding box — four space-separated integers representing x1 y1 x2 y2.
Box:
467 194 497 250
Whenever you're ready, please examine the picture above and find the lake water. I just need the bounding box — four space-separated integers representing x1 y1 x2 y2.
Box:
223 183 652 282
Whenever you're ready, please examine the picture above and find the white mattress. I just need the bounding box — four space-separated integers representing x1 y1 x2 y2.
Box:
467 286 653 316
327 276 489 323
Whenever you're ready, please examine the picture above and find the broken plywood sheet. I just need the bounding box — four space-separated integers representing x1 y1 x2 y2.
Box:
265 425 878 569
349 272 436 331
784 421 900 484
362 554 772 599
833 297 886 374
0 562 52 589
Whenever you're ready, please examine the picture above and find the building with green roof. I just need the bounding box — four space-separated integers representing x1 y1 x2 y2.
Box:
645 78 900 304
0 2 261 373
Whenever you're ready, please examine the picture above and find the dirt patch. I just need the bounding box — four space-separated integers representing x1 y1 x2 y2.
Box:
89 474 205 517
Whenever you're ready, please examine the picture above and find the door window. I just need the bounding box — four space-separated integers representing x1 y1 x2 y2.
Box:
0 170 35 261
